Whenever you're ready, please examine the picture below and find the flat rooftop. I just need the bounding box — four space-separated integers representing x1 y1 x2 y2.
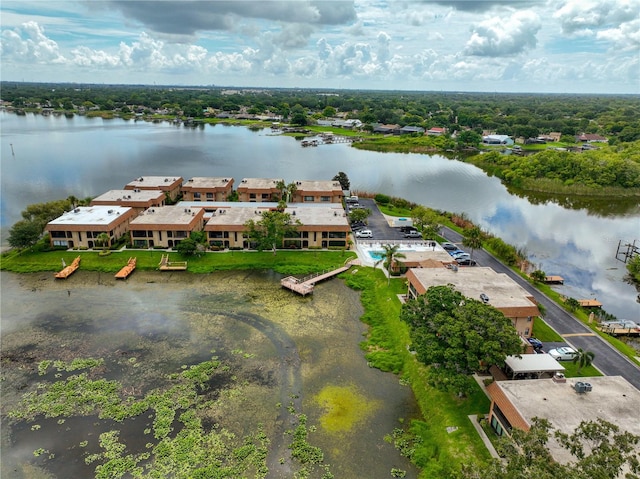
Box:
183 177 233 188
409 266 537 310
504 354 565 374
237 178 283 189
92 189 164 202
48 206 132 226
495 376 640 463
401 249 456 265
125 176 183 188
205 205 349 228
293 180 343 192
130 205 203 226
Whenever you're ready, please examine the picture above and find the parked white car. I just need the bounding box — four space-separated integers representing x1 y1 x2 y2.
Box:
548 347 578 361
355 229 373 238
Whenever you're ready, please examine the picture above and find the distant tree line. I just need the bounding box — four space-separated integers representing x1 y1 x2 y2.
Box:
2 82 640 143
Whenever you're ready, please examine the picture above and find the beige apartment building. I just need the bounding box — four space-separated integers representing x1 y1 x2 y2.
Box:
45 206 136 249
128 205 205 249
90 189 166 213
291 180 344 203
181 177 234 202
204 205 350 249
124 176 183 201
236 178 283 202
406 266 540 338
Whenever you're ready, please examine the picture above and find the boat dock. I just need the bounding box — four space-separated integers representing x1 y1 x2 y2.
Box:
158 254 187 271
578 299 603 308
598 324 640 337
544 275 564 284
115 257 137 279
55 256 81 279
281 260 359 296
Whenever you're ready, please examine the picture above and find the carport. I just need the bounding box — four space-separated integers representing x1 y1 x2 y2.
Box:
503 354 565 380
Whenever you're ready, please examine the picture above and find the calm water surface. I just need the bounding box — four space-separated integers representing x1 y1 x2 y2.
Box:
1 270 419 478
1 111 638 320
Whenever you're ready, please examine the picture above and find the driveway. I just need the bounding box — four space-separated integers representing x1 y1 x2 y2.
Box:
441 226 640 389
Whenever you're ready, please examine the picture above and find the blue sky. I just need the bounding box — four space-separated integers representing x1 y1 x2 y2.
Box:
1 0 638 93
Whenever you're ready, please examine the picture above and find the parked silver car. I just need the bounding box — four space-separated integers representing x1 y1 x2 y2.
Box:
548 346 578 361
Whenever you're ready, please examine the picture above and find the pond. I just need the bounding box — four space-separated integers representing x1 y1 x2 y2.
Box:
0 270 420 478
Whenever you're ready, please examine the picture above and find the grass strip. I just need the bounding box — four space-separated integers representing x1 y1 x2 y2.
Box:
343 268 491 478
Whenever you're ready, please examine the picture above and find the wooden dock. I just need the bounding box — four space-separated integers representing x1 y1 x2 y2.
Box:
54 256 81 279
158 254 187 271
544 275 564 284
281 260 358 296
578 299 602 308
115 257 137 279
598 325 640 337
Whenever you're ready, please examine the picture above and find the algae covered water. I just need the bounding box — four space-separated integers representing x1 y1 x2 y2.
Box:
1 270 419 478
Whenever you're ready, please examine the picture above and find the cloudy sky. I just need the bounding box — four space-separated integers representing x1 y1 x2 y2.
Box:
1 0 638 93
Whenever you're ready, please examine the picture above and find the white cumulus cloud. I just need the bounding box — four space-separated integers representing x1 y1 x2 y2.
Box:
464 10 541 56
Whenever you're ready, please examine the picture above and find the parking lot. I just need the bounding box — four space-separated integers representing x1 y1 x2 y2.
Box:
347 197 417 241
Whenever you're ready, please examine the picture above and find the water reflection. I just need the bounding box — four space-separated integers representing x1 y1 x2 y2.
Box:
1 112 638 319
0 270 419 479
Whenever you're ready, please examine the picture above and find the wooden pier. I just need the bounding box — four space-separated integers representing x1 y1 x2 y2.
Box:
544 275 564 284
158 254 187 271
598 325 640 337
281 260 359 296
54 256 81 279
578 299 602 308
115 257 137 279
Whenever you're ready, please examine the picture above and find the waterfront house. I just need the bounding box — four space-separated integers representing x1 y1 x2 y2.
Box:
291 180 344 203
426 127 447 136
128 205 205 249
204 204 349 249
124 176 183 202
90 189 166 214
406 267 540 338
45 206 135 249
236 178 283 202
397 125 425 135
575 133 608 143
181 177 234 202
485 375 640 464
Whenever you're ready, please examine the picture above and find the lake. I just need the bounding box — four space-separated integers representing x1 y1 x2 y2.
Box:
1 111 638 319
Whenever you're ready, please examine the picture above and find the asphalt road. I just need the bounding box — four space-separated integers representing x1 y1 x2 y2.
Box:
440 226 640 390
349 201 640 390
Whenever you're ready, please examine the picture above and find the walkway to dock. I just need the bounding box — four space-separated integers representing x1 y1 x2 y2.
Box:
281 259 360 296
158 254 187 271
54 256 81 279
115 257 137 279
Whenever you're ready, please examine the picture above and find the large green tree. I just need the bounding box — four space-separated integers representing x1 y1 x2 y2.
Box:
7 219 42 249
401 285 523 395
332 171 350 191
461 418 640 479
244 210 301 255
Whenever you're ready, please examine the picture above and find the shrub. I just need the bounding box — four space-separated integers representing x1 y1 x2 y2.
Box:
375 194 391 205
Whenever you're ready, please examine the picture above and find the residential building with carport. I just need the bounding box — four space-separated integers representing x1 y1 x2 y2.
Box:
406 266 540 338
485 375 640 464
45 205 135 249
128 205 205 249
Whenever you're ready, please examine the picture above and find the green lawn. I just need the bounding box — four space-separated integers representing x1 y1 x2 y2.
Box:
0 248 356 276
342 268 491 478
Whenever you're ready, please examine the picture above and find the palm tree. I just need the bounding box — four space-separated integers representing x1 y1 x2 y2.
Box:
462 226 483 259
96 232 110 249
572 348 595 374
375 243 406 286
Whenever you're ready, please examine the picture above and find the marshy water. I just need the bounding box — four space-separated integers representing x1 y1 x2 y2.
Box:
1 270 419 478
